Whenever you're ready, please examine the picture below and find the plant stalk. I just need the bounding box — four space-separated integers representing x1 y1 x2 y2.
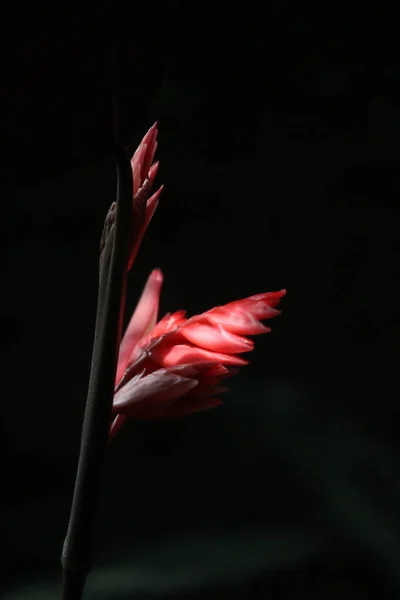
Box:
61 146 133 600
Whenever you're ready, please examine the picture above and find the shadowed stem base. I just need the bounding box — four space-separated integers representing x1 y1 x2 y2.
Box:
61 570 87 600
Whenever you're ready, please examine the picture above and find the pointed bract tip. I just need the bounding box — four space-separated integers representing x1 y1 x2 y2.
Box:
148 161 160 180
151 268 164 282
146 185 164 207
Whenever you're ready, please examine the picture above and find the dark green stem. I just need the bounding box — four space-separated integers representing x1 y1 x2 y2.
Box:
60 146 133 600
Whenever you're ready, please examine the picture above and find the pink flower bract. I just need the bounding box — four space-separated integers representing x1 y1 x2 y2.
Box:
110 269 285 439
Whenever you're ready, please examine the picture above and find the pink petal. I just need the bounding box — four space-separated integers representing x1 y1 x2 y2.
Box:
113 369 198 417
180 322 254 354
140 121 158 149
184 291 285 336
167 361 219 378
203 308 271 335
141 125 158 179
145 310 187 342
184 364 230 396
131 141 147 196
193 290 285 335
144 185 163 230
230 300 281 320
150 344 248 367
116 269 163 386
221 291 286 319
130 122 158 195
201 364 229 379
247 289 286 307
148 161 159 187
127 184 163 272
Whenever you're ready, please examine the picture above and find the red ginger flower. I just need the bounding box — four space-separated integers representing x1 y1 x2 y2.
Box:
110 270 285 439
108 123 285 439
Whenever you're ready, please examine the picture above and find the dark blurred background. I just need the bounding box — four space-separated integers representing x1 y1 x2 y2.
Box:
2 3 400 599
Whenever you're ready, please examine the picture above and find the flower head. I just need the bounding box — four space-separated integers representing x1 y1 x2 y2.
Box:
110 269 286 439
106 124 285 440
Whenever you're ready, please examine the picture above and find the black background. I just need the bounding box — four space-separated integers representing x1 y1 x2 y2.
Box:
2 3 400 599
